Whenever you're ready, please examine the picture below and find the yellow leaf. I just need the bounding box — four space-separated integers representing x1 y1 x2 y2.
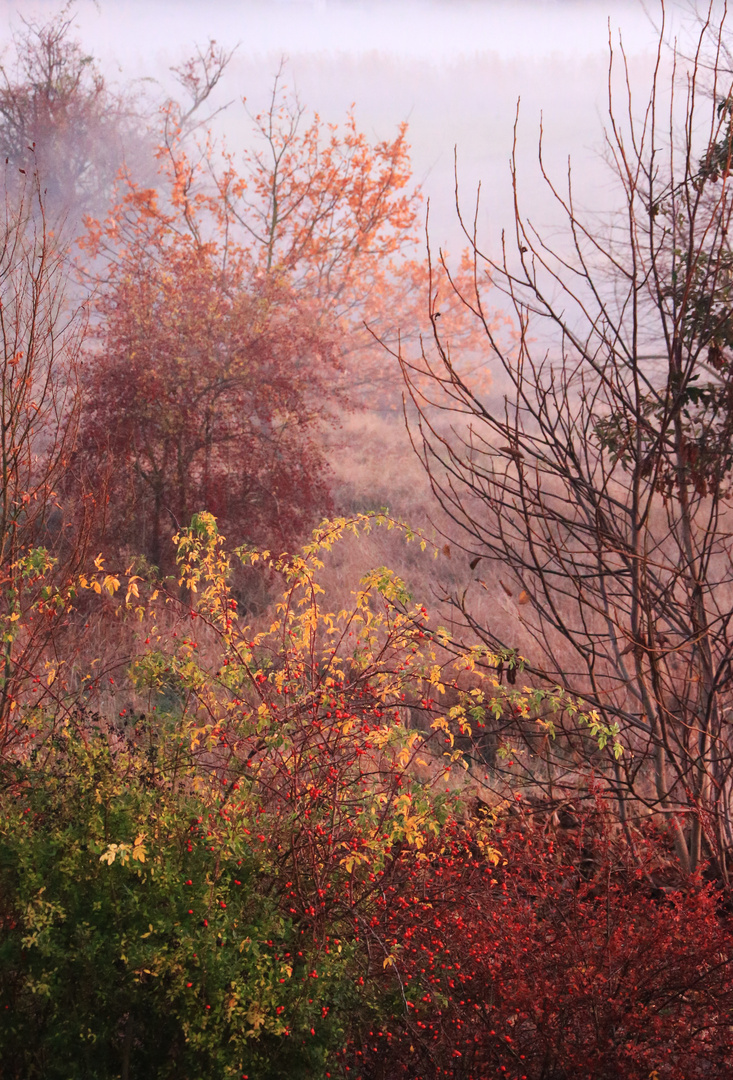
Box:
103 574 120 596
100 844 118 866
132 834 146 863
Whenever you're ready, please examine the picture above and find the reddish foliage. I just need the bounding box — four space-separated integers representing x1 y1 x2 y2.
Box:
350 810 733 1079
76 245 338 570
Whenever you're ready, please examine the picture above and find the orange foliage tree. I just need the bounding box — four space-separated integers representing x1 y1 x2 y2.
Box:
75 52 430 568
214 64 418 322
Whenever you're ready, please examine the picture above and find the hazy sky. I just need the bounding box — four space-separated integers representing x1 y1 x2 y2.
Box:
0 0 699 247
1 0 665 65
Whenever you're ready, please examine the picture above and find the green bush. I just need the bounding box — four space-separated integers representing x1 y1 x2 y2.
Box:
0 720 362 1079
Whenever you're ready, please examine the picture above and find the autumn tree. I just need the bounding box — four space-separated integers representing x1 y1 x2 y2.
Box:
398 4 733 880
214 65 489 397
78 240 338 571
75 52 430 570
213 62 421 359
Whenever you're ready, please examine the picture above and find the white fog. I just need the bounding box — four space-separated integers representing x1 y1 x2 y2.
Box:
0 0 694 249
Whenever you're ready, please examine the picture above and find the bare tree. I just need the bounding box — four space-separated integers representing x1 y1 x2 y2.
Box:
396 4 733 881
0 167 86 743
0 9 145 229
